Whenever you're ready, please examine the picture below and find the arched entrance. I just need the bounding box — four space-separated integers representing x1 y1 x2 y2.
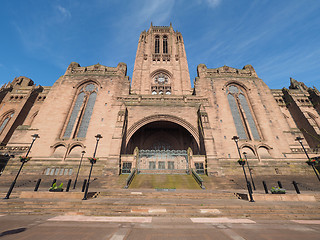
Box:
124 120 200 173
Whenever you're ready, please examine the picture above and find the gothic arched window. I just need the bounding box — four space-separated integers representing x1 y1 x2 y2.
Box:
0 111 14 134
151 73 171 95
155 35 160 53
163 35 168 54
226 85 260 140
63 83 98 139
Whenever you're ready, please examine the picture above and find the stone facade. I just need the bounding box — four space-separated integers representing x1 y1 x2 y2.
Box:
0 24 319 178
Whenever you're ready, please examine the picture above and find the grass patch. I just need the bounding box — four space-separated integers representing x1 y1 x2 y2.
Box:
129 174 201 189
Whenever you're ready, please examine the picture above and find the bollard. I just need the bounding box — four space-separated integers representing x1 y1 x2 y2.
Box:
292 181 300 194
51 179 57 187
66 179 72 192
82 179 87 192
34 179 41 191
262 181 268 194
277 181 283 188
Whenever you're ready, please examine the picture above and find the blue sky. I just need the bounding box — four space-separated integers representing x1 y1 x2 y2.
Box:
0 0 319 89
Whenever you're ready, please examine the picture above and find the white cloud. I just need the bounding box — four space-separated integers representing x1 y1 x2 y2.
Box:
129 0 175 28
196 0 221 8
111 0 175 50
205 0 221 8
56 5 71 19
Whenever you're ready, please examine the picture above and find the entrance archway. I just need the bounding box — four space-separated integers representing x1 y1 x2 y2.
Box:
124 120 200 173
125 120 199 154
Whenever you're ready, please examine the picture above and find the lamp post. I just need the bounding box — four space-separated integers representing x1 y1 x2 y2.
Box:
243 152 256 190
73 150 86 189
4 134 39 199
232 136 254 202
295 137 320 182
83 134 102 200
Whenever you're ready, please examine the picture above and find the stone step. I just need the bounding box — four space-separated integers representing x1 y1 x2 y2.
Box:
1 196 319 210
1 207 320 220
98 191 238 199
0 188 319 219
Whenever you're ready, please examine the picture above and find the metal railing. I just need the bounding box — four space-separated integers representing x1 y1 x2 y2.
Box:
191 168 205 189
124 168 136 189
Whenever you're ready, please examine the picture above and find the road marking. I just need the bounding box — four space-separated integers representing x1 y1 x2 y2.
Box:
148 208 167 213
221 229 246 240
109 228 129 240
200 209 221 214
131 208 166 213
292 220 320 224
48 215 152 223
191 217 256 224
131 192 142 195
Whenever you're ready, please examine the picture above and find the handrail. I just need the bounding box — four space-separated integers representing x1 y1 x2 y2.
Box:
124 168 136 189
191 168 205 189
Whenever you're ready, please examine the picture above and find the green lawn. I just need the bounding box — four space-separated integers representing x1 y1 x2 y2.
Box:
129 174 201 189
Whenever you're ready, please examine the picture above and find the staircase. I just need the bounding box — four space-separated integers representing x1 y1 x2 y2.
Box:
0 189 320 219
1 173 320 220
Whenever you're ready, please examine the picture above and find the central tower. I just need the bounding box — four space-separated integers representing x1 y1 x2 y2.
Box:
131 23 192 95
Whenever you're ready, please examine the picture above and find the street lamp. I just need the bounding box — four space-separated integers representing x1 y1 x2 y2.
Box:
73 150 86 189
295 137 320 182
243 152 256 190
4 134 39 199
232 136 254 202
83 134 102 200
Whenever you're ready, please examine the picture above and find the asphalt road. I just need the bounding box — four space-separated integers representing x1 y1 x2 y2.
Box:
0 215 319 240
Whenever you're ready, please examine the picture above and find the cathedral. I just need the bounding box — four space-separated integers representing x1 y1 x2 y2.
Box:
0 24 319 179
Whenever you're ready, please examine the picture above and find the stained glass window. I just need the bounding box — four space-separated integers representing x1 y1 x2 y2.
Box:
227 94 247 139
227 85 260 140
63 92 85 138
239 94 260 140
85 84 95 92
63 83 98 139
77 92 97 138
0 112 14 133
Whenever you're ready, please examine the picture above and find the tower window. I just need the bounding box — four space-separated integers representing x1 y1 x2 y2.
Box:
163 35 168 54
155 35 160 53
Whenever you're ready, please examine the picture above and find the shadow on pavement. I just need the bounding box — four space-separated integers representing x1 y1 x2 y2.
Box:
0 227 26 237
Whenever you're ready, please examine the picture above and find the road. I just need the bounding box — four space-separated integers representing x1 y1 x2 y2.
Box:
0 215 319 240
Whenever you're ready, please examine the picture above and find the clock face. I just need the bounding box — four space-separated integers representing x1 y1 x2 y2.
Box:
158 77 165 83
155 74 168 84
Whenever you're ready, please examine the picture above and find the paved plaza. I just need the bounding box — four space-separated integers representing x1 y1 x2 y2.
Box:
0 214 320 240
